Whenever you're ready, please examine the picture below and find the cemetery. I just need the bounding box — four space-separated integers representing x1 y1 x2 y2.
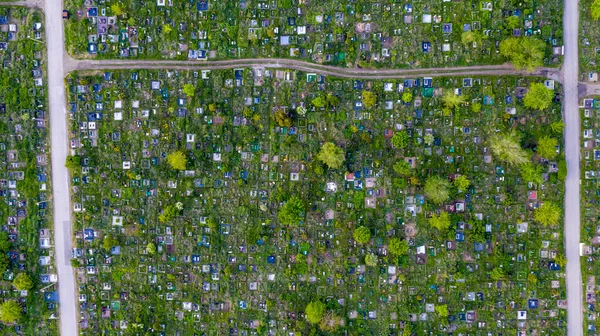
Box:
0 6 58 335
580 96 600 334
66 68 567 334
581 0 600 76
64 0 563 68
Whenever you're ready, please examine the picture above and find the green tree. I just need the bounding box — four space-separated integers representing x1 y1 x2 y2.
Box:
110 3 123 16
182 83 195 97
353 226 371 244
159 205 178 223
274 109 292 127
534 202 561 226
146 242 156 254
453 175 470 191
365 253 378 266
524 83 554 110
391 130 410 149
305 301 326 324
550 121 564 134
163 24 173 34
429 211 451 231
490 267 505 280
311 96 326 108
362 90 377 109
558 160 567 181
489 131 530 165
326 93 340 107
317 142 345 169
167 151 186 170
65 155 81 171
505 15 520 29
12 273 33 291
424 133 434 146
388 238 409 256
471 102 482 113
537 136 558 159
520 163 544 184
424 176 450 204
461 31 484 45
442 90 466 110
102 234 118 251
393 160 412 176
278 196 304 225
435 305 449 318
592 0 600 20
499 37 545 71
402 92 413 103
0 301 21 323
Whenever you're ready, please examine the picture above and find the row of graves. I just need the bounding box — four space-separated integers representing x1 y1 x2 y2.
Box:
0 6 58 335
580 97 600 335
67 68 566 334
66 0 563 67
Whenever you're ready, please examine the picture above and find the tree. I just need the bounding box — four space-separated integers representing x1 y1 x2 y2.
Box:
167 151 186 170
159 205 178 223
103 234 118 251
524 83 554 110
490 267 505 280
429 211 451 231
12 273 33 291
537 136 558 159
453 175 470 191
489 131 530 165
391 130 410 149
110 3 123 16
424 133 434 146
274 109 292 127
365 253 378 266
326 93 340 107
305 301 326 324
534 202 561 226
146 242 156 254
424 176 450 204
520 163 544 184
550 121 564 134
0 254 9 274
0 301 21 323
163 24 173 34
362 90 377 109
388 238 409 256
471 102 482 113
317 142 345 169
435 305 449 318
441 90 465 110
592 0 600 20
505 15 520 29
393 160 412 176
182 83 195 97
319 312 341 332
402 92 413 103
65 155 81 171
296 106 307 116
278 196 304 225
499 37 545 71
461 31 484 45
353 226 371 244
311 96 326 108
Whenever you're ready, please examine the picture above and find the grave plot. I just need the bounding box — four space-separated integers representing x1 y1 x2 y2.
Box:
580 97 600 334
0 6 58 335
63 0 563 68
67 69 566 334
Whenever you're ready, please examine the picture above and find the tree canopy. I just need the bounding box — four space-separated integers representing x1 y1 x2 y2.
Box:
424 176 450 204
524 83 554 110
429 211 451 231
362 90 377 109
534 202 561 226
520 163 544 184
489 131 530 165
0 300 21 323
393 160 412 176
441 90 466 110
353 226 371 244
537 136 558 159
453 175 470 192
391 130 410 149
277 196 304 225
388 238 409 256
147 242 156 254
182 83 195 97
365 253 378 266
317 142 345 169
499 37 545 71
12 273 33 291
167 151 187 170
592 0 600 20
305 301 326 324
